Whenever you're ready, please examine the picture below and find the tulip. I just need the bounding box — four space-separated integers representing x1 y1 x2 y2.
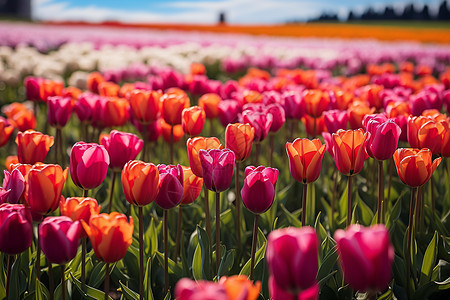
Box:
86 72 105 94
266 227 318 294
269 277 319 300
39 216 81 264
219 275 261 300
302 115 325 137
359 84 384 110
5 156 19 171
122 160 160 207
47 96 73 128
102 97 129 128
181 167 203 206
59 197 100 234
24 76 43 101
128 89 162 124
199 93 221 119
0 117 14 148
161 121 184 144
26 164 68 215
225 123 254 163
175 278 228 300
282 90 305 120
199 149 235 193
100 130 143 171
182 106 206 136
70 142 110 191
2 168 25 204
74 92 100 123
218 99 241 127
161 89 190 125
324 109 348 133
187 137 223 178
407 116 445 155
82 212 134 263
334 224 394 292
7 107 36 132
304 89 330 118
62 86 82 100
98 81 120 97
441 119 450 157
242 110 272 143
347 102 376 129
241 166 278 215
16 130 54 164
0 203 33 254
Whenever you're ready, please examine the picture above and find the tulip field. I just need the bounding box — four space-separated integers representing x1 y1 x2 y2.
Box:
0 21 450 300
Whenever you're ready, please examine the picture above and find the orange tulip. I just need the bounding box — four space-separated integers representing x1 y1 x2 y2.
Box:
118 83 135 98
302 114 326 137
286 138 326 184
359 84 384 110
225 123 254 162
219 275 261 300
86 72 105 94
304 89 330 118
61 86 82 100
393 148 441 187
190 62 206 75
16 130 54 164
187 137 223 177
3 103 36 131
0 117 14 147
39 80 64 102
161 89 190 125
330 129 369 176
5 156 19 171
98 81 120 97
347 102 376 129
102 97 129 127
128 89 162 124
60 197 101 236
333 90 354 110
26 164 68 215
407 116 445 155
440 119 450 157
121 160 160 206
8 163 33 178
242 90 263 104
82 212 134 263
199 93 221 119
161 121 184 144
181 166 203 205
182 106 206 136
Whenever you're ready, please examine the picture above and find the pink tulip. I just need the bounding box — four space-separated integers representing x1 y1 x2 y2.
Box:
2 169 25 204
154 164 184 209
24 76 43 101
242 110 273 142
0 189 10 204
199 148 235 192
269 277 319 300
39 216 81 264
266 227 318 294
100 130 143 170
334 224 394 292
175 278 228 300
189 75 210 96
74 92 100 122
70 142 110 190
220 80 239 99
218 99 241 127
263 91 282 105
47 96 73 128
282 91 305 119
363 114 401 160
323 109 348 133
241 165 278 214
265 103 286 132
410 91 442 116
0 203 33 254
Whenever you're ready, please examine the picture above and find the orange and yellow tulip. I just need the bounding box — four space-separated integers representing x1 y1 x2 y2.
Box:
16 130 54 164
82 212 134 263
330 129 369 176
286 138 326 184
225 123 254 162
98 81 120 97
199 93 221 119
60 197 100 236
304 89 330 118
128 90 162 124
182 106 206 136
102 97 129 127
122 160 160 206
407 116 445 155
0 117 14 147
181 166 203 205
161 89 190 125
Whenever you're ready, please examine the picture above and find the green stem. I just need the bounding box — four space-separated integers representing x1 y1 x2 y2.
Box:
83 189 89 198
215 192 221 275
81 237 86 291
377 160 384 224
104 263 110 300
250 214 259 281
406 187 416 299
163 209 169 295
48 261 54 300
203 185 212 265
61 264 66 300
269 133 275 167
108 171 117 213
36 228 41 282
302 183 307 226
386 158 394 223
175 205 182 260
5 255 13 300
170 125 174 164
138 206 144 300
235 162 241 248
347 175 353 227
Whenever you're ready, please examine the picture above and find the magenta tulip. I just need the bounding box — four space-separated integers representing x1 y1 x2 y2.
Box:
334 224 394 292
154 164 184 209
241 166 278 214
199 148 235 192
282 90 305 119
242 110 273 142
2 169 25 204
218 99 241 127
265 103 286 132
323 109 348 133
269 277 319 300
70 142 110 190
266 227 318 294
363 114 401 161
39 216 81 264
175 278 228 300
0 203 33 254
100 130 143 170
47 96 73 128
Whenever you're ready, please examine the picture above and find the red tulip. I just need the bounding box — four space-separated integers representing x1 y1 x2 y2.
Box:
100 130 143 170
330 129 369 176
175 278 228 300
122 160 160 206
241 166 278 214
199 148 235 192
0 203 33 254
47 96 73 128
39 216 81 264
16 130 54 164
70 142 110 190
2 168 25 204
407 116 445 155
269 277 319 300
182 106 206 136
155 164 184 209
181 167 203 205
334 224 394 292
282 90 305 120
0 117 14 148
363 114 401 160
218 99 241 127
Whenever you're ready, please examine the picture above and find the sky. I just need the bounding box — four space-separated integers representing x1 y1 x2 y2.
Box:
32 0 443 24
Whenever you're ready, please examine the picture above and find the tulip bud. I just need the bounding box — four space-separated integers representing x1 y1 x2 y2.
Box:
265 103 286 132
286 138 325 184
330 129 369 176
70 142 110 190
100 130 143 170
16 130 54 164
266 227 318 293
161 89 190 125
155 164 184 209
363 114 401 160
334 224 394 292
39 216 81 264
175 278 228 300
219 275 261 300
323 109 348 133
218 99 241 127
182 106 206 136
128 89 162 124
0 203 33 254
304 89 330 118
102 97 129 128
122 160 160 206
199 148 235 192
282 91 305 120
241 166 278 214
225 123 254 162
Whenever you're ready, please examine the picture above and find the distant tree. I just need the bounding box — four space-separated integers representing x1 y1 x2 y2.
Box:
421 4 431 20
383 6 396 20
438 0 450 20
347 10 355 21
402 3 415 20
218 11 226 24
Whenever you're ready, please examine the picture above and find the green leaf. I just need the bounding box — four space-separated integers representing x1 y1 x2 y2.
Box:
377 288 393 300
192 244 203 280
9 253 22 300
87 261 106 288
386 196 402 228
419 231 439 287
196 225 212 280
317 247 338 284
280 204 302 228
155 252 183 278
356 195 374 226
218 249 236 278
70 272 113 300
119 281 139 300
412 277 450 300
240 228 267 276
145 218 159 257
35 280 50 300
144 256 154 300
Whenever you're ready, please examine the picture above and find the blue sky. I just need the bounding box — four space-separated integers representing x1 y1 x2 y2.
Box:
32 0 442 24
